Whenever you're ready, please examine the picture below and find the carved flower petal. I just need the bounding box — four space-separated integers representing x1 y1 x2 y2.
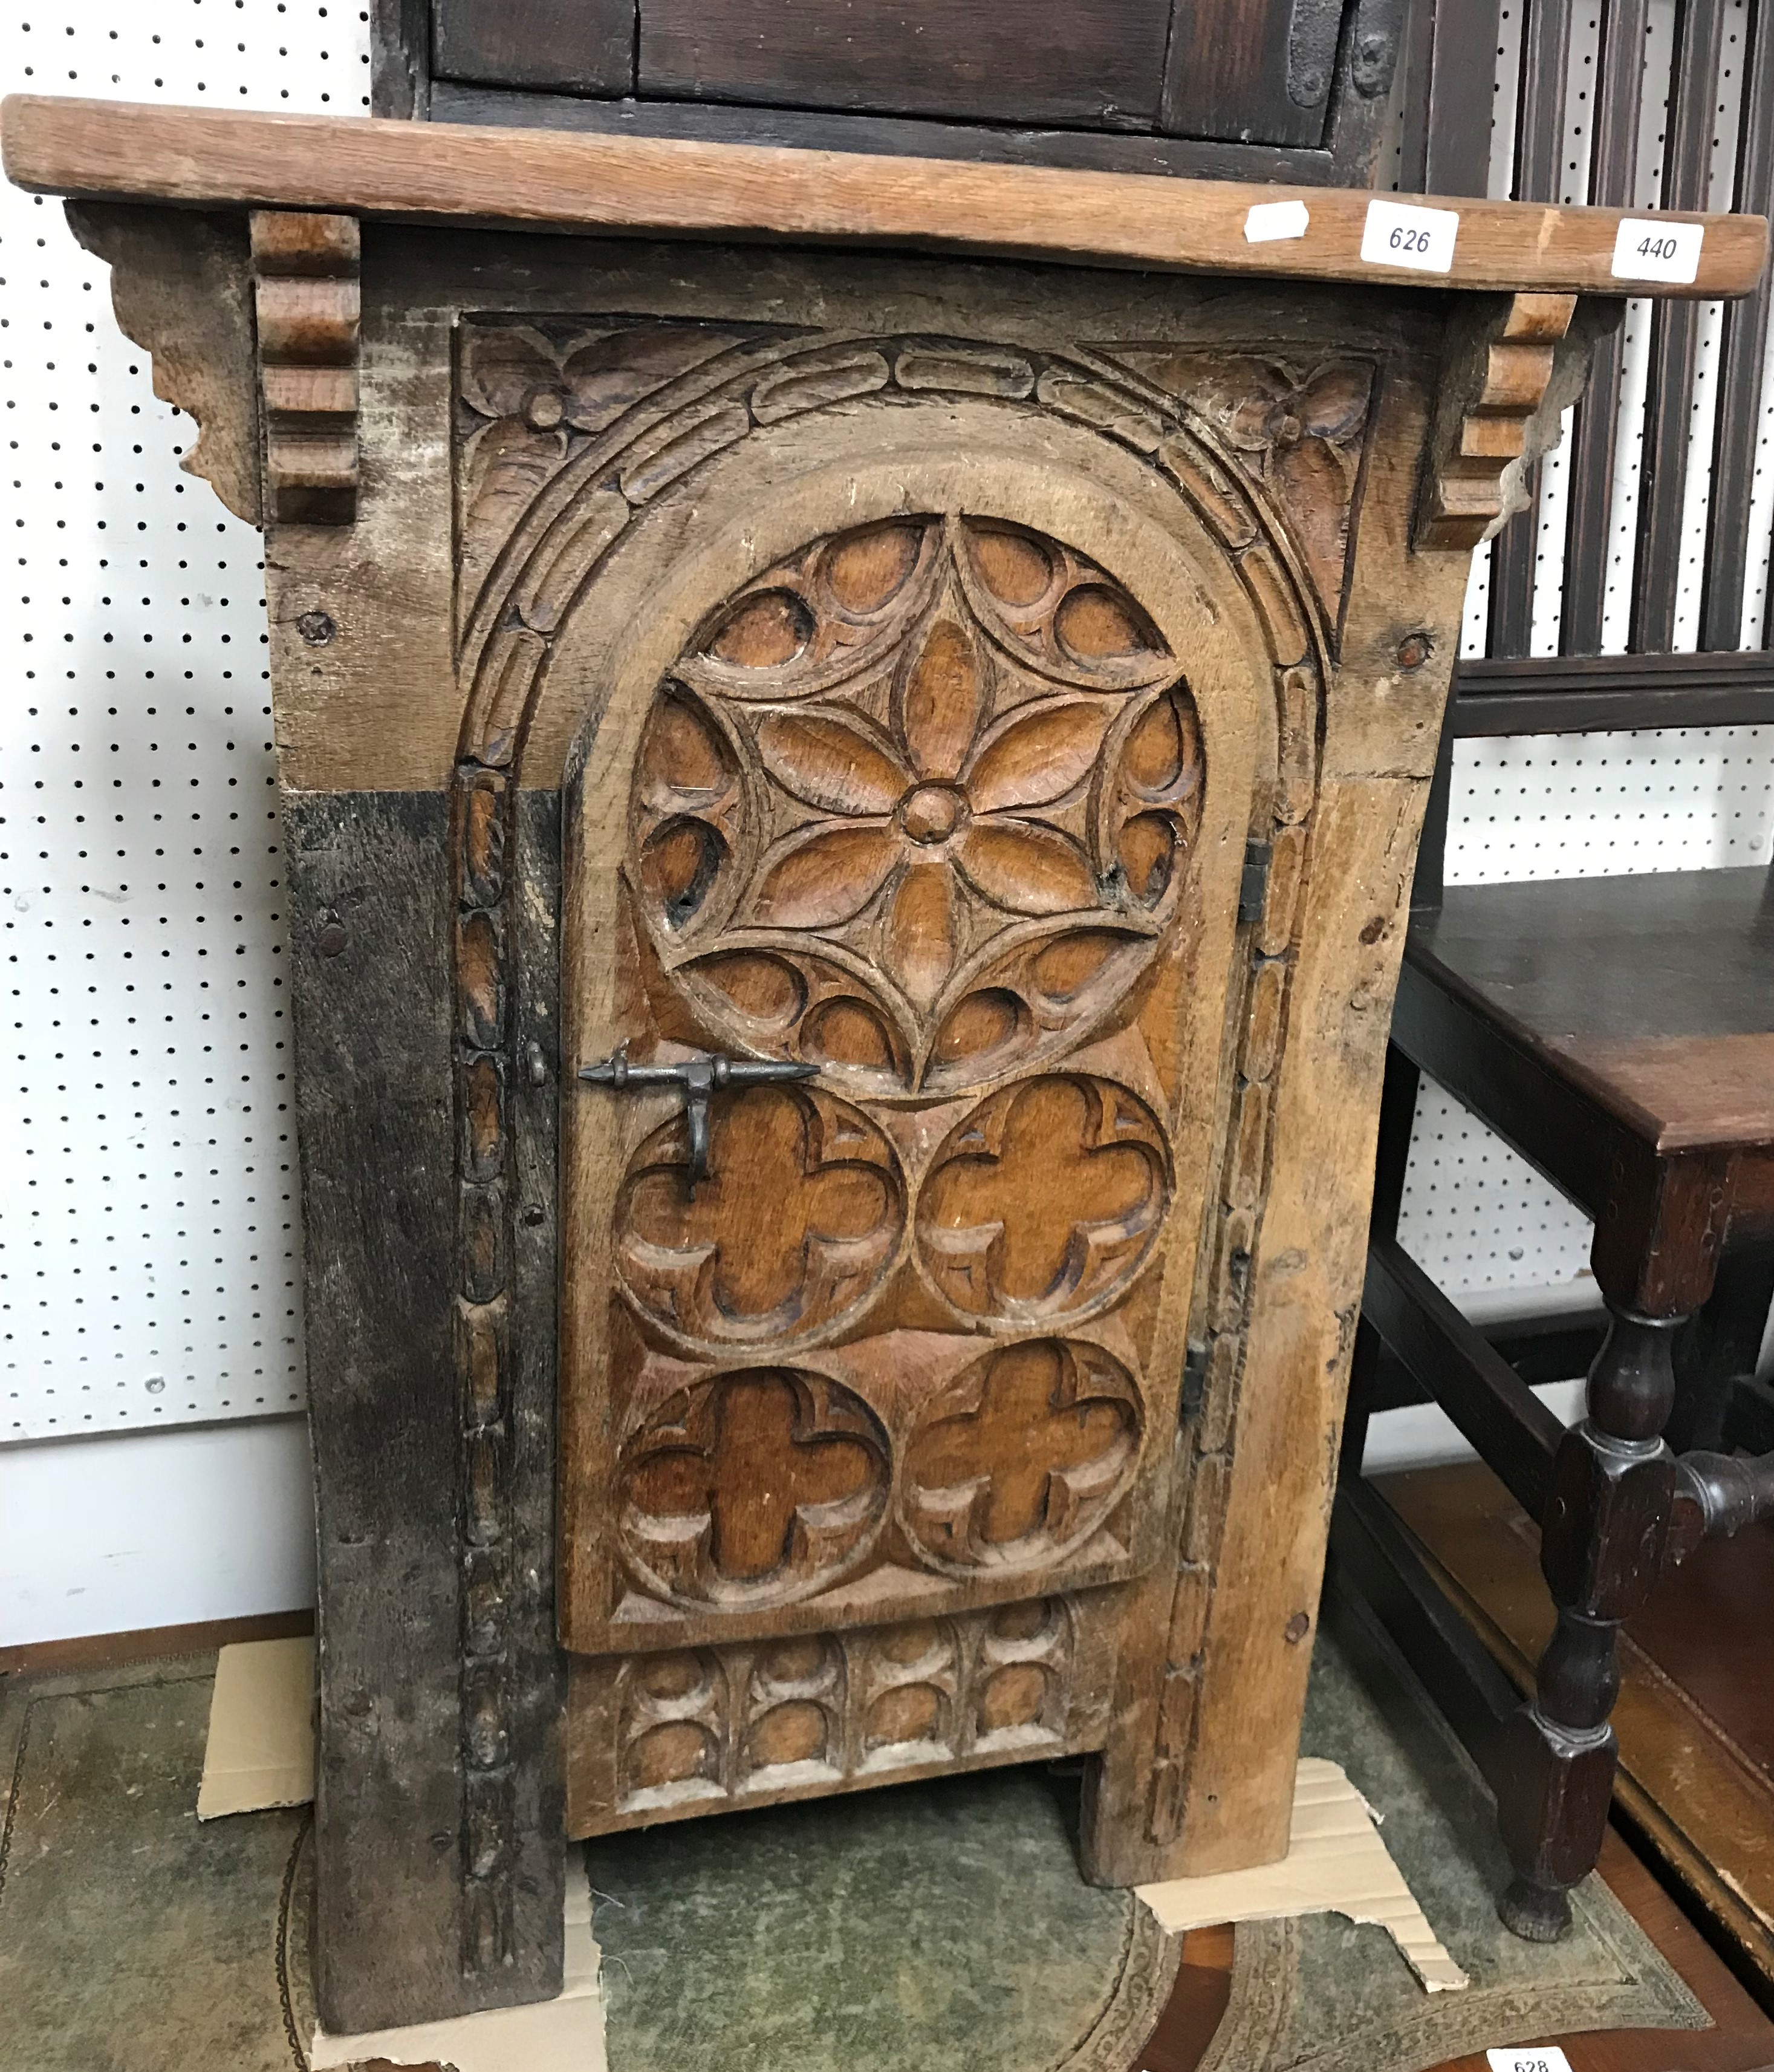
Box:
560 327 746 435
881 864 958 1010
1215 365 1295 451
958 819 1099 917
752 823 900 928
964 697 1117 813
1298 362 1372 444
458 325 560 422
901 617 984 780
1273 436 1353 606
758 711 909 817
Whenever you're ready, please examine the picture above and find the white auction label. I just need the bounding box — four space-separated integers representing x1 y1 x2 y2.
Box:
1361 198 1460 273
1484 2048 1573 2072
1244 198 1310 243
1611 216 1704 283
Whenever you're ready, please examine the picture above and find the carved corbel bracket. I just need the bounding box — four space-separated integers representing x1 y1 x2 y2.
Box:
67 200 263 527
250 209 361 526
1416 292 1583 552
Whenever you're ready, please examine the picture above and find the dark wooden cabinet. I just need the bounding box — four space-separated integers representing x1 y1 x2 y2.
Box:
405 0 1412 184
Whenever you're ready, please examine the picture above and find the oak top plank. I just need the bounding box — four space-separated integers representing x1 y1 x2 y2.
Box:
2 94 1766 298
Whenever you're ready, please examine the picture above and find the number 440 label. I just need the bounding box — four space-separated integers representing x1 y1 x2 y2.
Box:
1485 2048 1574 2072
1612 217 1705 284
1360 199 1460 273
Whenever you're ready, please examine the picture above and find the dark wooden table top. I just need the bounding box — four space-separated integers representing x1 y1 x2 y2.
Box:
1405 866 1774 1153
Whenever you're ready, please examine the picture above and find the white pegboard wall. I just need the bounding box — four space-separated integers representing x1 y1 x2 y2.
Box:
1 6 1770 1425
1403 0 1774 1309
0 3 371 1442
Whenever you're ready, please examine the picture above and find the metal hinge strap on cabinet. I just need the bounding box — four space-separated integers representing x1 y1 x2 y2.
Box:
1180 1339 1209 1422
1238 839 1272 928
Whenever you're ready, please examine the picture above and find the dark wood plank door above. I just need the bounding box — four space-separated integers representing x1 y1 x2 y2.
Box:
635 0 1175 129
1163 0 1355 148
432 0 636 94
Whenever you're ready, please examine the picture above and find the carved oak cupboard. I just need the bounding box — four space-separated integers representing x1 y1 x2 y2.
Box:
3 93 1763 2036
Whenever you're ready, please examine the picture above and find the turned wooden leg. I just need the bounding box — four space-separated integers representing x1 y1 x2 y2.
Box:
1495 1303 1685 1939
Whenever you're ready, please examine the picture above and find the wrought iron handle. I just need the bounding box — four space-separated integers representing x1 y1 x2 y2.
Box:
577 1046 816 1196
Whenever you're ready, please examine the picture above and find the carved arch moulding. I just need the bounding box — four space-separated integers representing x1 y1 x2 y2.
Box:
450 319 1377 777
443 313 1361 1849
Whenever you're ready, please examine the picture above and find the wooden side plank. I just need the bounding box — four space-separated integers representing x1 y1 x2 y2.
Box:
1700 0 1774 650
1560 0 1651 654
1422 0 1506 198
1324 1482 1516 1790
288 790 562 2036
371 0 432 117
2 94 1765 296
1633 0 1730 653
1362 1236 1564 1517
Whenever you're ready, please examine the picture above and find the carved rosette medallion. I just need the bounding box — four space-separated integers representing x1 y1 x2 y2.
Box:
614 1081 905 1347
916 1073 1171 1323
619 1367 891 1609
902 1339 1142 1572
628 514 1205 1097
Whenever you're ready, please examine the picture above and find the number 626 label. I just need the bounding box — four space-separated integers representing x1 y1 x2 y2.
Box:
1360 199 1460 274
1611 217 1704 283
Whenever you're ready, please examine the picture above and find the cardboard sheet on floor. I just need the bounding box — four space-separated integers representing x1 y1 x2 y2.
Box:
309 1875 607 2072
198 1638 1454 2050
196 1636 316 1819
1136 1757 1469 1993
198 1631 609 2069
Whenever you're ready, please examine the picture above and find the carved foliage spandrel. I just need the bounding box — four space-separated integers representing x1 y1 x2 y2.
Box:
1108 348 1374 630
628 513 1206 1098
456 321 750 609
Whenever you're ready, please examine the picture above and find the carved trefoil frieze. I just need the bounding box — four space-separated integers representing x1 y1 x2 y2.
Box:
576 1594 1090 1829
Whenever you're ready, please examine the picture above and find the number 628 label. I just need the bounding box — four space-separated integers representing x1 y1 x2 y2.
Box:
1360 199 1460 274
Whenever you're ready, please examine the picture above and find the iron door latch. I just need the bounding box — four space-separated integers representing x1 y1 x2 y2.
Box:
577 1046 816 1196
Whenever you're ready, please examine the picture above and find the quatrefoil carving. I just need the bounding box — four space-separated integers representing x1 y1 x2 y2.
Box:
615 1081 905 1348
620 1367 891 1609
628 514 1206 1096
916 1073 1171 1324
902 1338 1142 1572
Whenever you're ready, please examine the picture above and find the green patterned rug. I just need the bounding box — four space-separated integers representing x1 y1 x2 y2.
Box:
0 1596 1706 2072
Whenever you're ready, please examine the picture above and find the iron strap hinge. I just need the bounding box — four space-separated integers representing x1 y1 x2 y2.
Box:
577 1045 816 1197
1238 838 1272 928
